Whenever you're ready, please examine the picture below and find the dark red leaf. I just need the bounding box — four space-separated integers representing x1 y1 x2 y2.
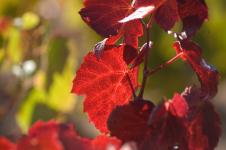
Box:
123 45 138 65
187 101 221 150
177 0 208 36
142 93 189 150
72 45 139 133
59 124 122 150
58 124 92 150
108 100 154 143
181 86 221 150
173 40 219 99
0 137 16 150
79 0 143 48
154 0 179 31
79 0 133 37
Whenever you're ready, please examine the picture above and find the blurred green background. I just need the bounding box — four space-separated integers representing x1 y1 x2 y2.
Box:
0 0 225 149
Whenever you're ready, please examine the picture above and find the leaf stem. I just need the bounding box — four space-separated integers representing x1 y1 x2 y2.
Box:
147 52 183 76
138 17 153 100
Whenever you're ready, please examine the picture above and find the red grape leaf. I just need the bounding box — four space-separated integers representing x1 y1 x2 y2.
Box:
17 121 122 150
177 0 208 37
181 87 221 150
79 0 143 48
58 124 92 150
142 93 189 150
123 20 143 48
79 0 133 37
173 40 219 99
187 101 221 150
123 45 138 65
0 137 16 150
108 100 154 143
17 121 64 150
154 0 179 31
59 123 122 150
72 45 139 133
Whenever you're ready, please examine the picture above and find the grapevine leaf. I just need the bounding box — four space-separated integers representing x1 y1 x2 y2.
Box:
0 137 16 150
187 101 221 150
16 121 122 150
123 45 138 65
79 0 143 48
123 20 143 48
17 121 64 150
154 0 179 31
59 124 122 150
142 93 189 150
181 87 221 150
108 100 154 143
72 45 139 133
173 40 219 99
177 0 208 37
57 122 92 150
79 0 133 37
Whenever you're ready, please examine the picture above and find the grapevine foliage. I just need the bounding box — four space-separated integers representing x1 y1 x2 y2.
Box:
0 0 221 150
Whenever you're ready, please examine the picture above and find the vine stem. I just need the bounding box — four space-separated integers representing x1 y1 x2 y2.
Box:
147 52 183 76
138 17 153 100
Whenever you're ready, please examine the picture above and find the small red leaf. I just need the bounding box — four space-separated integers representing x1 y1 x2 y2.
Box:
17 121 64 150
167 93 189 118
154 0 179 31
108 100 154 143
173 40 219 99
177 0 208 36
123 45 138 65
0 137 15 150
72 45 139 133
123 20 143 48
